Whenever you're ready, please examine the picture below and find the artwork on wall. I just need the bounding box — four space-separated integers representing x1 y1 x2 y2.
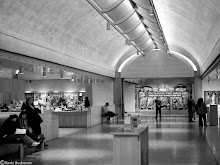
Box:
204 91 219 105
218 92 220 104
136 84 191 111
204 91 210 104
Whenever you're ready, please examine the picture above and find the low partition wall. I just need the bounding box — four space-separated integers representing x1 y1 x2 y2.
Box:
53 104 115 128
53 111 90 128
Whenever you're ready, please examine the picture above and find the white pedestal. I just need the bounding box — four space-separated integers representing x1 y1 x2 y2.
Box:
111 125 149 165
207 107 210 122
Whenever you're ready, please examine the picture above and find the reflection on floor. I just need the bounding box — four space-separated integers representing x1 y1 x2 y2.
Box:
59 128 85 138
0 116 219 165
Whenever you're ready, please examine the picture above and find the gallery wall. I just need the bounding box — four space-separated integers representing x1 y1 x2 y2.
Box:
92 80 114 106
123 81 135 113
0 78 25 104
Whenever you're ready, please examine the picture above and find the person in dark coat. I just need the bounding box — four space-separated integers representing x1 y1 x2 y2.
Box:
155 97 162 119
2 114 39 146
196 98 207 126
24 97 43 137
84 97 90 108
18 111 44 142
24 97 47 147
188 96 195 122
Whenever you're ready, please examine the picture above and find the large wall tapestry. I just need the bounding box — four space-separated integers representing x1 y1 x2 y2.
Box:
135 84 192 111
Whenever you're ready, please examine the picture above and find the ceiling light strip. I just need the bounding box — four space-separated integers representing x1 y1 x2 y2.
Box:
149 0 169 52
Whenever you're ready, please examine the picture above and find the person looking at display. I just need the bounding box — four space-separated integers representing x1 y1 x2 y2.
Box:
102 102 117 124
155 97 162 119
196 98 207 126
2 114 39 147
187 96 195 122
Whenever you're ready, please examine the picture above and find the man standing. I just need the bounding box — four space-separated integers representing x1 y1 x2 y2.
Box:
155 97 162 119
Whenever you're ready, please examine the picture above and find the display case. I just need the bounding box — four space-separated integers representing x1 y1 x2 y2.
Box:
25 92 87 111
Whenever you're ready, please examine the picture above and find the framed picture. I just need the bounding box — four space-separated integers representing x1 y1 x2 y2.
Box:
204 91 210 104
210 91 217 104
217 91 220 104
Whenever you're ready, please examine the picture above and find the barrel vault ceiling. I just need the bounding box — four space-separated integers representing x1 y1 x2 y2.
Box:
0 0 220 81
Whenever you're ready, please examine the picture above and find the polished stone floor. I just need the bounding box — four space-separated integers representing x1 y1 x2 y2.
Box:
0 115 219 165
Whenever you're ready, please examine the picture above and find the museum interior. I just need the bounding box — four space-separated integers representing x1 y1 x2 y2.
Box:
0 0 220 164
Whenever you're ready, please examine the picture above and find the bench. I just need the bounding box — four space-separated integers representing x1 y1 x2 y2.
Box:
101 114 119 124
0 119 44 159
0 137 45 159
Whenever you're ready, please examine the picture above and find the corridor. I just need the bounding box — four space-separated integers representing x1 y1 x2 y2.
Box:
1 116 219 165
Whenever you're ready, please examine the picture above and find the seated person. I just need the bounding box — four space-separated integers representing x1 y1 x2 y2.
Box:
18 111 45 142
102 102 117 124
1 114 39 147
1 103 9 112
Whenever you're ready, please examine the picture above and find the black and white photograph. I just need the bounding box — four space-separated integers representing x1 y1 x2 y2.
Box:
0 0 219 165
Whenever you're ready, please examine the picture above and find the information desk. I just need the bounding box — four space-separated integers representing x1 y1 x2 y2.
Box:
111 124 149 165
53 110 91 128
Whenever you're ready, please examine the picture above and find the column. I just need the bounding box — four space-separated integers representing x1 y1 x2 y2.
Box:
194 71 202 102
114 72 124 117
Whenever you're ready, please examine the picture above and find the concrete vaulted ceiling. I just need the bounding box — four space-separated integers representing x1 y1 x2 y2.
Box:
0 0 220 80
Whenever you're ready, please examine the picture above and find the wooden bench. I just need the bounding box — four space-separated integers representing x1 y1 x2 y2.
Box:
101 114 119 124
1 138 44 159
0 120 44 160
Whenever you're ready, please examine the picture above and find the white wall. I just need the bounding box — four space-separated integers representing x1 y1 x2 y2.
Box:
122 51 194 78
123 82 135 113
0 78 25 104
202 79 220 92
92 80 114 106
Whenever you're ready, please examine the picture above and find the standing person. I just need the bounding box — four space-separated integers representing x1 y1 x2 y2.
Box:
155 97 162 119
25 97 48 147
84 97 90 108
25 97 43 137
102 102 117 124
188 96 195 122
196 98 207 126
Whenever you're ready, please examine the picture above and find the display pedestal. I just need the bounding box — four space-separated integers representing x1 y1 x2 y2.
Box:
207 107 210 122
210 105 218 126
111 125 149 165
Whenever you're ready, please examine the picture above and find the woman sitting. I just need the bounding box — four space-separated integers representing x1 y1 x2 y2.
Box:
2 114 39 147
